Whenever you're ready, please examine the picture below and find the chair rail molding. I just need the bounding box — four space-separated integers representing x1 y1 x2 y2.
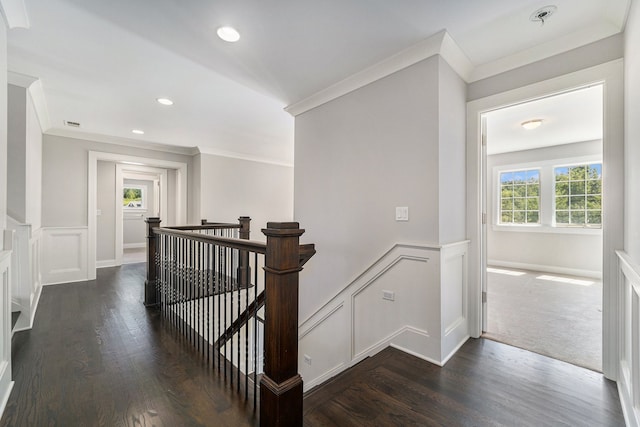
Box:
299 240 469 392
615 250 640 427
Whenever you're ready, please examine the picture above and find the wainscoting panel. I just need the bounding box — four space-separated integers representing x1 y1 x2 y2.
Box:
616 251 640 427
0 234 15 418
7 218 43 331
299 241 469 392
42 227 88 285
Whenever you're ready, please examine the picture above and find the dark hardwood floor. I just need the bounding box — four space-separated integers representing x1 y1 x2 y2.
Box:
2 263 626 426
1 264 259 427
304 341 625 426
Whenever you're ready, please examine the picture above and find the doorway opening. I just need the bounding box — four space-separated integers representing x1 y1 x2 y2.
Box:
481 85 603 371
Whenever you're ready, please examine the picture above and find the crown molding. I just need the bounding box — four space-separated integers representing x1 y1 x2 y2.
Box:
0 0 29 29
285 30 473 117
8 71 51 132
44 127 199 157
196 146 293 168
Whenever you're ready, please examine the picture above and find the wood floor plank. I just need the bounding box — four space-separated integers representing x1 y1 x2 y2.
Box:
1 264 259 427
304 340 625 426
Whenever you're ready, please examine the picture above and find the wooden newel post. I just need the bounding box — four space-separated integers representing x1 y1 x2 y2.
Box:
260 222 304 427
144 217 161 307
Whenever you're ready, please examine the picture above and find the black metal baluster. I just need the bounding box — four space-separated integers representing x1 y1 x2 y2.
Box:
253 251 258 407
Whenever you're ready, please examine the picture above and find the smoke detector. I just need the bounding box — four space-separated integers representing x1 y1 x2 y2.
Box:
530 5 557 26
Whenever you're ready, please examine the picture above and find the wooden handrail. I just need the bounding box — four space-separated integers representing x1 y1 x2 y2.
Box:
145 217 315 427
166 224 240 231
151 227 267 254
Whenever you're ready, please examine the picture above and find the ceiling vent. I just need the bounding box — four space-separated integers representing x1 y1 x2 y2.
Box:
530 5 557 26
64 120 80 128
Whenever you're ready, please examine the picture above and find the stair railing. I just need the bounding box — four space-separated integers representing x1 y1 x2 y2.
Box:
144 217 314 426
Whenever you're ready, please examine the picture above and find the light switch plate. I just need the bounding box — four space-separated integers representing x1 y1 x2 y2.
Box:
395 206 409 221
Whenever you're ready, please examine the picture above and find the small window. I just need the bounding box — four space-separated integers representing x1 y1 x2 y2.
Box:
499 169 540 225
123 186 145 209
554 163 601 228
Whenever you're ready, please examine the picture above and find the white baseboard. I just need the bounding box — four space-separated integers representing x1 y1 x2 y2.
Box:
0 380 14 420
488 259 601 279
123 243 145 249
96 259 118 268
618 375 640 427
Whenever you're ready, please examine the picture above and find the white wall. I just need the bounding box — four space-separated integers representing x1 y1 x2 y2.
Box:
42 134 194 228
621 1 640 425
295 56 441 321
487 141 603 277
468 34 624 101
197 153 293 240
438 58 467 244
96 161 115 261
0 18 7 245
626 0 640 262
0 12 12 417
294 54 469 388
7 84 26 222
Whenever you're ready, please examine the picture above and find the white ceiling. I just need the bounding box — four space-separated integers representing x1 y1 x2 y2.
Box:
485 84 603 155
5 0 629 164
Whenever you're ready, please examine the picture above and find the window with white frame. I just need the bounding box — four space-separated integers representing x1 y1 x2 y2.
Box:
499 169 540 224
554 163 602 227
123 185 146 209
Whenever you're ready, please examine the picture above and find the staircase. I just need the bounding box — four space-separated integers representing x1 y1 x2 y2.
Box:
144 217 315 426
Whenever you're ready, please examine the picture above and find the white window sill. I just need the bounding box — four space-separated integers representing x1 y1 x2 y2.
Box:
492 224 602 235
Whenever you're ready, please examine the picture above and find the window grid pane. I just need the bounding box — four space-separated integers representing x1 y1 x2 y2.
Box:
554 163 602 228
499 169 540 225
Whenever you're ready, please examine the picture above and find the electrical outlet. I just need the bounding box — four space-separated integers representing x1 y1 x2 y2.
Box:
304 354 312 365
383 290 395 301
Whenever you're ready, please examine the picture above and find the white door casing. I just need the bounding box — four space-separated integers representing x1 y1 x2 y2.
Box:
466 60 624 380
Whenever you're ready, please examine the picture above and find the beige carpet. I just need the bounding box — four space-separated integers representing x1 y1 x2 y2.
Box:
484 266 602 372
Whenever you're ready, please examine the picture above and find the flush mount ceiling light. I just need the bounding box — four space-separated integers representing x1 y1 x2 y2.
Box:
530 5 557 26
217 26 240 42
156 97 174 106
521 119 543 130
132 129 145 135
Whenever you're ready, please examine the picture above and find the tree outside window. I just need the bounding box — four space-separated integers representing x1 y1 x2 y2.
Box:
123 186 145 209
554 163 601 227
499 169 540 225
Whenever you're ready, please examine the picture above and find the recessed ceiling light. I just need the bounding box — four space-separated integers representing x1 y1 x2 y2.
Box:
132 129 145 135
521 119 543 130
156 97 174 106
217 26 240 42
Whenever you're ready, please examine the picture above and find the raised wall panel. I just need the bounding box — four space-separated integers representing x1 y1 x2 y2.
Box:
615 251 640 426
0 247 14 417
42 227 88 285
299 241 469 392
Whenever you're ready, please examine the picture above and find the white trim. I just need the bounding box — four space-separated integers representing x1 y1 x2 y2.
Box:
488 259 602 279
116 164 167 266
0 380 14 421
615 250 640 427
96 259 118 269
41 227 88 285
88 152 187 280
49 128 197 156
299 240 469 392
7 72 51 133
197 146 294 168
285 30 472 117
0 0 29 29
466 60 624 380
123 243 145 250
